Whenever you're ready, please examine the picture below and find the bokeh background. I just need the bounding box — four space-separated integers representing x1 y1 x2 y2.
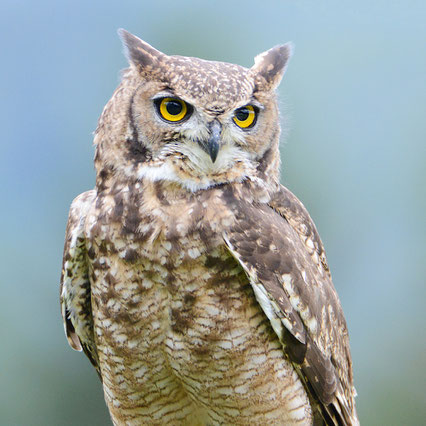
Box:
1 1 425 425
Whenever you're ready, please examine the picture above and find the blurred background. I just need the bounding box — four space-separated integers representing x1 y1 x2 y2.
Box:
0 1 425 425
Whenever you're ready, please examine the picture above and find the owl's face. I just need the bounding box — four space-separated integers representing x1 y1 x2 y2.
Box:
94 30 292 192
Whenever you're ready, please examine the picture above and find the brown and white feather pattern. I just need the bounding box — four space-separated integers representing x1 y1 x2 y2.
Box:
63 180 317 424
60 29 358 425
61 190 100 375
222 183 358 425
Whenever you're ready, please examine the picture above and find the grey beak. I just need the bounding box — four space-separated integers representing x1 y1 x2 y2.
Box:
207 120 222 163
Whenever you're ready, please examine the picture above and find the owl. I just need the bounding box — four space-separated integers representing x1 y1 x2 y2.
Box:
60 29 358 425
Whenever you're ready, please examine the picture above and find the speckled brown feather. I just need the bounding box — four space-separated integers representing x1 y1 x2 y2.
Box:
60 190 101 376
60 29 358 425
222 183 358 424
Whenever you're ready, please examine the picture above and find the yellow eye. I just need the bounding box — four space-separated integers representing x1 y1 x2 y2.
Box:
233 105 257 129
158 97 188 122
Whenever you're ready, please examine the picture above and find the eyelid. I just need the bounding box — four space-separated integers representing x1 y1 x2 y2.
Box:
151 92 176 101
234 100 264 111
250 102 264 111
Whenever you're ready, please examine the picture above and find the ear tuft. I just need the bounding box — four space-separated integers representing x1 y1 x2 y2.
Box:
251 43 293 91
118 29 166 71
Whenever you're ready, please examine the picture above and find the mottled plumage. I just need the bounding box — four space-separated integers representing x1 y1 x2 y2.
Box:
60 29 358 425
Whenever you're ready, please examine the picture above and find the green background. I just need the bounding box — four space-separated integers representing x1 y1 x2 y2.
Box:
1 1 425 425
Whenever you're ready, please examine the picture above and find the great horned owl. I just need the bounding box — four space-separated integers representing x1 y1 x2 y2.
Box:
61 29 358 425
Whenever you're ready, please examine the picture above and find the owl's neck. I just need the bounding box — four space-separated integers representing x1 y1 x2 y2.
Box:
133 159 253 193
95 145 281 197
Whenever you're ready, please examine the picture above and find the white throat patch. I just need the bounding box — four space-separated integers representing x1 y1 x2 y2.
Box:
135 140 252 192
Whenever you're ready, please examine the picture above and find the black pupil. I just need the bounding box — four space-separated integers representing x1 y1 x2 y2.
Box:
236 108 250 121
166 100 183 115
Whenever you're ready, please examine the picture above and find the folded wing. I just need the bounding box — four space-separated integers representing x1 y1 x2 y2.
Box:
60 190 100 377
223 184 358 425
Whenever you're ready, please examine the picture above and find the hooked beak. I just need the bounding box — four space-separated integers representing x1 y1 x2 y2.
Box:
206 120 222 163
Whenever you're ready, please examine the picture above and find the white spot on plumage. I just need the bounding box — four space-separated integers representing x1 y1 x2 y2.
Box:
128 339 139 349
102 319 112 328
115 334 126 344
218 340 232 350
204 304 219 316
134 365 148 379
234 383 249 394
307 317 318 334
289 294 301 311
306 238 315 250
188 247 201 259
252 353 267 365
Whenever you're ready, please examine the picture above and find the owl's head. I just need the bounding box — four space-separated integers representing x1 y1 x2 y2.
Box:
94 30 292 192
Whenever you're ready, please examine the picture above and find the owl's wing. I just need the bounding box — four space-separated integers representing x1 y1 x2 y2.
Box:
223 184 358 425
60 190 101 378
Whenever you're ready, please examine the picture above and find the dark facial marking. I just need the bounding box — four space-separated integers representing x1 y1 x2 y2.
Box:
126 91 150 163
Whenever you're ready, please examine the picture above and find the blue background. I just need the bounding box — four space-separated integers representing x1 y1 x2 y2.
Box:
1 1 425 424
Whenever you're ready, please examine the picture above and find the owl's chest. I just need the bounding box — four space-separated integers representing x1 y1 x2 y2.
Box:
89 217 251 346
88 195 257 366
86 191 308 423
89 220 269 416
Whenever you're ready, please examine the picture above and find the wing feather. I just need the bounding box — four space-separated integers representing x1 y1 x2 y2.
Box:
60 190 100 377
223 184 358 425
